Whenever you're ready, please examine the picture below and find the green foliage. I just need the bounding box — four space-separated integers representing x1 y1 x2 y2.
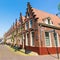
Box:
58 3 60 11
11 32 14 42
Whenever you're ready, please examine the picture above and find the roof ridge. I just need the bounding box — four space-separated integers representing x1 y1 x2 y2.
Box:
32 8 57 17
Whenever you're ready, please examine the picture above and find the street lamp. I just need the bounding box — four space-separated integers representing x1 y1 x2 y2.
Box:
40 26 59 59
48 29 59 60
53 30 59 60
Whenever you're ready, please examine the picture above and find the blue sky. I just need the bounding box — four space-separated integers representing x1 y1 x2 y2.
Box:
0 0 60 37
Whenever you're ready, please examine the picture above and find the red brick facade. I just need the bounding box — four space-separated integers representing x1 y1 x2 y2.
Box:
4 2 60 55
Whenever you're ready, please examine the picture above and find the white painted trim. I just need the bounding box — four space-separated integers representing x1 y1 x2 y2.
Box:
53 33 59 47
26 33 28 46
56 33 59 47
45 32 52 47
49 33 52 47
30 31 34 46
27 15 29 18
29 20 32 28
45 19 48 24
29 20 30 28
44 19 53 25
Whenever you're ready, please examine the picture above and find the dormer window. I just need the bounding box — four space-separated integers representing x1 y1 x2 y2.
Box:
26 13 30 18
29 19 33 28
25 22 29 30
27 15 29 18
48 19 50 24
44 19 50 24
44 17 53 25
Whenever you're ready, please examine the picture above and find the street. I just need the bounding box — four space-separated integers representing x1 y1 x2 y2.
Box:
0 44 59 60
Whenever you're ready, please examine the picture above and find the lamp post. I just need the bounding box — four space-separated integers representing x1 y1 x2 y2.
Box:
40 26 59 59
48 29 59 60
56 4 60 59
53 30 59 60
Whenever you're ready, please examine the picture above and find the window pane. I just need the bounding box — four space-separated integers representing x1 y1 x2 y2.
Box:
48 20 50 24
53 33 57 40
32 32 34 45
26 22 28 30
45 32 50 46
53 33 58 46
26 33 29 46
30 20 33 28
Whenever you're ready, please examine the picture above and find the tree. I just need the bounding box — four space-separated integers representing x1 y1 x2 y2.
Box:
58 3 60 11
11 33 14 46
56 3 60 16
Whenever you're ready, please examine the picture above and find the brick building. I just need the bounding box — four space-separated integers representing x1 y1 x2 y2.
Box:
4 2 60 55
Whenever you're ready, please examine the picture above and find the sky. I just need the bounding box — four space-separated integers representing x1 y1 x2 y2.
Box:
0 0 60 37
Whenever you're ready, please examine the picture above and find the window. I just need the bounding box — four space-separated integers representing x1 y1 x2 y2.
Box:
44 17 53 25
53 33 59 46
30 32 34 46
20 36 22 45
22 34 24 40
29 19 33 28
26 13 30 18
45 32 51 46
25 22 29 30
48 19 50 24
26 33 29 46
45 19 50 24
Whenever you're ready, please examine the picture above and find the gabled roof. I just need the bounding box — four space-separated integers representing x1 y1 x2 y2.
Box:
11 16 25 31
22 16 25 23
32 8 60 27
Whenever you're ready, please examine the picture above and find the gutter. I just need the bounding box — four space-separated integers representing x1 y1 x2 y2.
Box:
39 23 60 30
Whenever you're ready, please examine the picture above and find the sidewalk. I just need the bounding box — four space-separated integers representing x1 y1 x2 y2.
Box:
5 45 60 60
5 45 38 56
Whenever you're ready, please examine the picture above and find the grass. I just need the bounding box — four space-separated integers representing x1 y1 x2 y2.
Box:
5 45 38 56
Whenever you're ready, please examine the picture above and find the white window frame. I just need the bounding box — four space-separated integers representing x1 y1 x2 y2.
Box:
30 31 34 46
45 19 48 24
54 33 59 47
44 19 53 25
29 19 33 28
27 15 29 18
26 33 28 46
57 33 59 47
45 32 52 47
25 22 28 30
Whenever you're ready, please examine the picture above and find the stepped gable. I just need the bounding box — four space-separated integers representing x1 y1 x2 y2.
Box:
32 8 60 27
